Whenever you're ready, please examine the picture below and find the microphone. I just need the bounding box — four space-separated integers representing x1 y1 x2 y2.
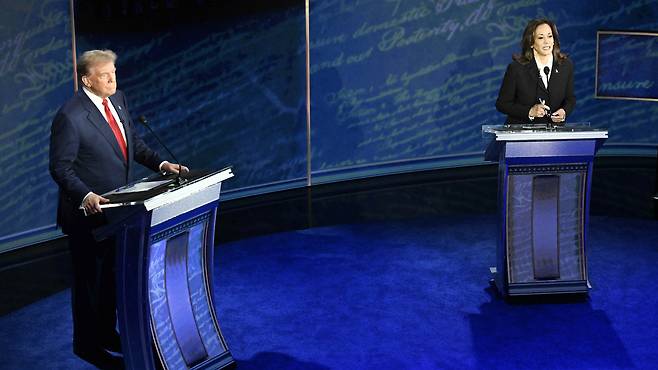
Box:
137 115 186 186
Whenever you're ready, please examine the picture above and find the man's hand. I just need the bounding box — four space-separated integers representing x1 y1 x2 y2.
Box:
82 192 110 215
161 161 189 174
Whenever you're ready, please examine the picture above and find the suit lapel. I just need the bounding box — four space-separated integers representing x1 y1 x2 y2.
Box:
79 92 127 163
527 62 548 96
548 63 564 93
109 95 128 125
545 63 564 112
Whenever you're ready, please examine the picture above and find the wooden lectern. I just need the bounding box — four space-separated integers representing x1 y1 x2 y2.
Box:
483 125 608 296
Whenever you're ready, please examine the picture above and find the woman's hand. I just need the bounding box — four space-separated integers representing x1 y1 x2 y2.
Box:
529 103 550 118
550 108 566 123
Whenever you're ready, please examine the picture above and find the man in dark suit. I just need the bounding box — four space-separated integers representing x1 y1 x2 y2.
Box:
496 19 576 124
49 49 187 369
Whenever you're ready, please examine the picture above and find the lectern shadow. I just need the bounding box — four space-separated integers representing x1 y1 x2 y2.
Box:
235 352 330 370
468 286 633 369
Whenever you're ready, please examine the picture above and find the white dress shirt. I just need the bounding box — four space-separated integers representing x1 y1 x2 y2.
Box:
535 54 553 90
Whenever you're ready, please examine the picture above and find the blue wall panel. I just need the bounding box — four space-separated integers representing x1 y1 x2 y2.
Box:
596 32 658 101
2 0 658 248
75 3 308 193
309 0 658 180
0 1 72 246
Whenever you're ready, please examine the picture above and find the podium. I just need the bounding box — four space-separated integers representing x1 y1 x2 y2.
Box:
97 168 236 369
483 124 608 296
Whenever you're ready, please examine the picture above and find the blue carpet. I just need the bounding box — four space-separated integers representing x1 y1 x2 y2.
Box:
1 215 657 369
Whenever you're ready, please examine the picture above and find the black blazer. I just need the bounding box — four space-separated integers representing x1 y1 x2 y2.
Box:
495 57 576 124
49 89 163 234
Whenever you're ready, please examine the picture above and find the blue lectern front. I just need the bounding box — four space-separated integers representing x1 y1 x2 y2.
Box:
97 168 235 369
483 125 608 296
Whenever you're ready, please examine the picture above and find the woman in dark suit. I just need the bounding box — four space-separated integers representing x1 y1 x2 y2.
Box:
496 19 576 124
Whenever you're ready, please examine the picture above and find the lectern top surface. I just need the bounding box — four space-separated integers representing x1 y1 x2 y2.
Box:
482 124 608 141
99 167 233 209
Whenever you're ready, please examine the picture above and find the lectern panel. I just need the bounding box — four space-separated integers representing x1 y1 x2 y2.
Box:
188 224 226 357
148 212 227 369
485 126 606 295
149 238 186 368
109 168 235 368
165 231 208 366
507 165 587 284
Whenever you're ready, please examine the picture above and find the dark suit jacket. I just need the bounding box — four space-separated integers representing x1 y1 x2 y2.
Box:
49 89 163 234
495 57 576 124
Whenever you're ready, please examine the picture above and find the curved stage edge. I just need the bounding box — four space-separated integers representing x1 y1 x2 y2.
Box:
0 155 656 315
216 155 658 243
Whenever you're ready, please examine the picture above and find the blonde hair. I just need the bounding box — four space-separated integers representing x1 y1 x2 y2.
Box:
77 49 117 81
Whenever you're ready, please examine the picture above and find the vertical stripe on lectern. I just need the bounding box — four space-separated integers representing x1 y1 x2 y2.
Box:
187 222 225 355
149 238 185 368
531 175 560 280
165 232 208 366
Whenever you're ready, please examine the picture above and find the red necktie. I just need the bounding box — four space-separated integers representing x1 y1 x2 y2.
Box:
102 98 128 161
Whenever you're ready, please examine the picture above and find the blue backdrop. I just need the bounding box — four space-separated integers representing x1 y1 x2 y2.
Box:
309 0 658 181
0 0 72 247
74 2 308 193
1 0 657 249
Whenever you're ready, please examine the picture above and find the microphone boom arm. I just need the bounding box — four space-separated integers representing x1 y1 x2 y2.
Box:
137 115 186 185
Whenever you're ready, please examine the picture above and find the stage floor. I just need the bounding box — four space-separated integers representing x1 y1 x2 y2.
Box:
1 214 657 369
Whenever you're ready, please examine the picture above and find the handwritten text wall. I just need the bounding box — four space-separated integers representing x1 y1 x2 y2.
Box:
309 0 658 174
76 7 308 192
0 0 72 242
